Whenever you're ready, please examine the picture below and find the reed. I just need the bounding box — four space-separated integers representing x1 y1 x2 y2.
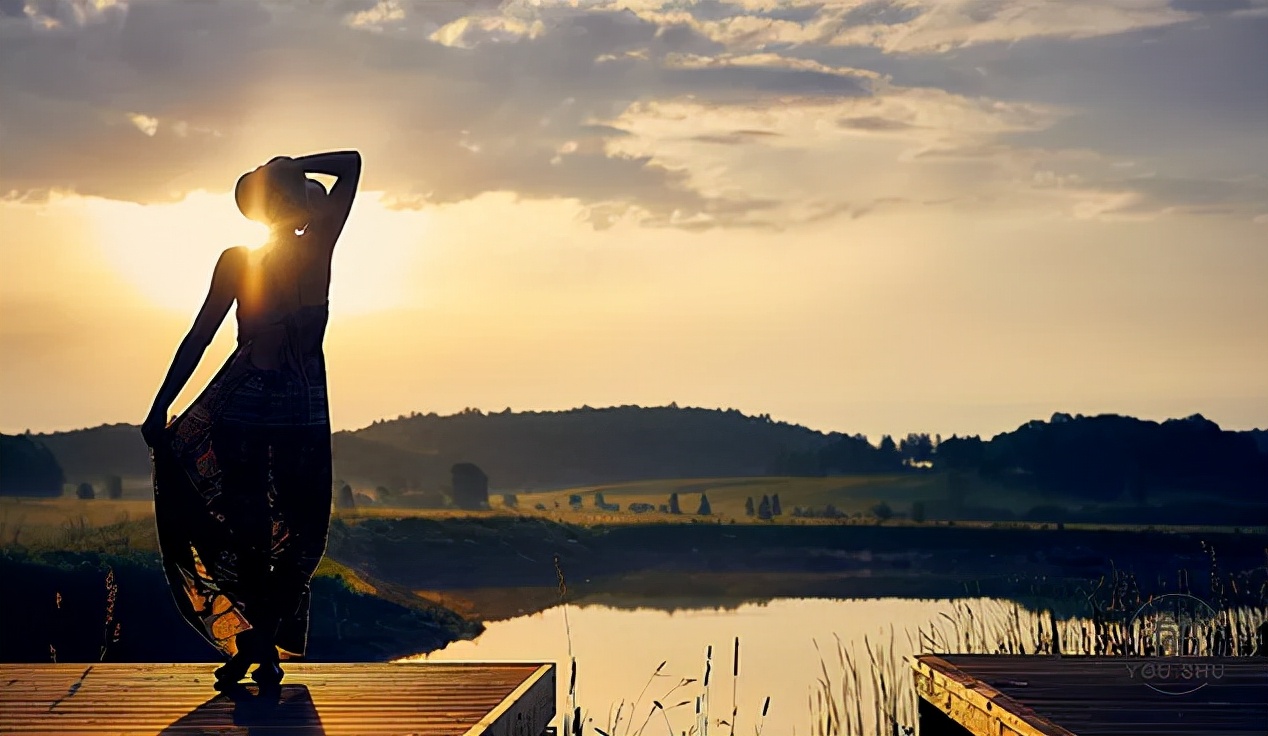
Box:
555 554 587 736
586 636 772 736
809 632 913 736
807 558 1268 736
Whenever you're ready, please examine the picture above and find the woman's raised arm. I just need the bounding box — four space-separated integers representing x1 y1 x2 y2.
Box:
293 150 361 249
142 246 245 447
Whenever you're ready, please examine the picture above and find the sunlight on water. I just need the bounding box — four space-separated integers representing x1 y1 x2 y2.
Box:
399 597 1033 735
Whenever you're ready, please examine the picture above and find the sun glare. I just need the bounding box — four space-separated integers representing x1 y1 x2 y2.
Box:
84 191 427 317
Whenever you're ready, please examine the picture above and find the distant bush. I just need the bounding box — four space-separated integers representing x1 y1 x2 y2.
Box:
910 501 926 524
871 501 893 522
102 475 124 500
336 483 356 509
502 493 518 508
76 482 94 500
0 433 65 497
697 493 712 515
792 505 845 519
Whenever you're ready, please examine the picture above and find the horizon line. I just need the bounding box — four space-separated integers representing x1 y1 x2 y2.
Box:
7 403 1265 441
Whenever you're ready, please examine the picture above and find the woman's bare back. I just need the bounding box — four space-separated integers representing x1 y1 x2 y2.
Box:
234 241 333 373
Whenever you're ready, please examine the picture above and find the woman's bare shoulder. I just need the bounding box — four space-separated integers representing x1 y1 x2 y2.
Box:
219 246 251 268
211 246 251 288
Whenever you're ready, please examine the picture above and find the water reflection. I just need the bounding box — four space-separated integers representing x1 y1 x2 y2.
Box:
403 597 1032 735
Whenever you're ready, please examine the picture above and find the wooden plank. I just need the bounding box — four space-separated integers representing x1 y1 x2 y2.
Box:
914 656 1075 736
462 664 555 736
914 655 1268 736
0 662 555 735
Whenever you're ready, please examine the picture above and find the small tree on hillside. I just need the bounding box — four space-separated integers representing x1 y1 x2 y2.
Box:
871 501 893 523
910 501 926 523
102 475 123 500
771 493 782 516
745 497 755 516
669 492 681 514
758 494 772 520
76 482 94 500
697 493 712 515
336 483 356 509
594 491 607 507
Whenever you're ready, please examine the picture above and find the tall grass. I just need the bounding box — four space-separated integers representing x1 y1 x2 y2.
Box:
585 635 768 736
0 510 156 555
810 631 913 736
808 555 1268 736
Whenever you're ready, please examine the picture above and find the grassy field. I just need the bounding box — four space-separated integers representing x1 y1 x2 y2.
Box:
0 497 158 553
514 475 935 516
6 472 1264 543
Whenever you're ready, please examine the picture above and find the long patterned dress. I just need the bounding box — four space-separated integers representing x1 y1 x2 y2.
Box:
151 243 333 659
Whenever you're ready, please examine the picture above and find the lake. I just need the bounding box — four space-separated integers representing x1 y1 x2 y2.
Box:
402 596 1071 735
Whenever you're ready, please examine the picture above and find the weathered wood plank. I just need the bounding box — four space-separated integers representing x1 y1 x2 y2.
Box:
0 662 555 735
914 655 1268 736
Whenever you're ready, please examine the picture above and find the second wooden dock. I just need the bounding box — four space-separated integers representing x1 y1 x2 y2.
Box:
914 654 1268 735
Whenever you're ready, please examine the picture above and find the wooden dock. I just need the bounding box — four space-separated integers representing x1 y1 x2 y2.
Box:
0 662 555 735
914 654 1268 735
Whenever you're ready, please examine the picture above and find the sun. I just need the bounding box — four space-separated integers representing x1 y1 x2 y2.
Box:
85 192 268 314
84 191 426 317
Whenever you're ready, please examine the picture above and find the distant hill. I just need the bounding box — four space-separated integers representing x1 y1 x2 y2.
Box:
25 409 1268 506
31 423 151 482
28 406 835 492
337 405 834 491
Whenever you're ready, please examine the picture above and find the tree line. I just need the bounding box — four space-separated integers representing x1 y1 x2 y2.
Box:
773 413 1267 503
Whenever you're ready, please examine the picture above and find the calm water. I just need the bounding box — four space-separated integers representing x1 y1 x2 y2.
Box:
401 597 1060 735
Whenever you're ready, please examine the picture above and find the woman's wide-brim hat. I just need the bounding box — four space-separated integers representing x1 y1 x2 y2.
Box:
235 159 309 226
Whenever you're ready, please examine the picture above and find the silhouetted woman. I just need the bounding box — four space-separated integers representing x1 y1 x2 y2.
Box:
143 151 361 691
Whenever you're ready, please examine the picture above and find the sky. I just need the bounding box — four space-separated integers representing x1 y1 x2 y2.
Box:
1 0 1266 440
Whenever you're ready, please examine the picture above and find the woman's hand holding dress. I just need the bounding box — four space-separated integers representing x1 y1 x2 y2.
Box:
142 410 168 449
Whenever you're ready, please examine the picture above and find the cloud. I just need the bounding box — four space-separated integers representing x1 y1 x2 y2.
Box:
127 112 158 137
0 1 734 224
599 85 1081 227
1082 175 1268 219
837 115 914 131
2 0 1264 230
1169 0 1268 16
570 0 1195 53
